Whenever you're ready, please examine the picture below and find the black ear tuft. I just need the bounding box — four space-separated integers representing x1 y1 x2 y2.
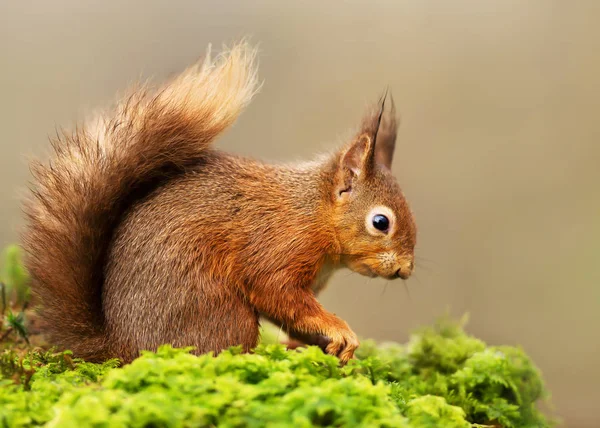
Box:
360 90 398 170
371 88 389 153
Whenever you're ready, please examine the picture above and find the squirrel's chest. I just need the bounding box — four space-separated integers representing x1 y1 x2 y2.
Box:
311 260 339 296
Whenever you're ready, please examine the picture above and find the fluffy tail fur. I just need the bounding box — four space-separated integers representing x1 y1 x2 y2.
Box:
23 42 259 361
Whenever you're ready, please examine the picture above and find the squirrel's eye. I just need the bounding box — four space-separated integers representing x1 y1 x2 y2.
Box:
372 214 389 232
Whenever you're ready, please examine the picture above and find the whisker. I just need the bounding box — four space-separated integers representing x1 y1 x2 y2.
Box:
402 280 412 302
414 262 434 273
415 255 439 266
276 322 284 343
342 270 356 278
380 280 390 299
412 272 429 290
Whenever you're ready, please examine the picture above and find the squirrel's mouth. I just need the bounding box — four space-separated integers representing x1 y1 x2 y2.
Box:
343 257 398 279
387 272 407 280
357 265 408 281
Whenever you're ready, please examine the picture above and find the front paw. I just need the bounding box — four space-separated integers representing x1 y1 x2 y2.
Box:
324 322 359 364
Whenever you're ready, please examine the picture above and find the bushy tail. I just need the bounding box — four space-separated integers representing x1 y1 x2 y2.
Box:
23 42 259 361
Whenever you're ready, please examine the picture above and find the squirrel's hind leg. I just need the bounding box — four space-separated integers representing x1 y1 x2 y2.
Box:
104 273 260 363
183 280 261 357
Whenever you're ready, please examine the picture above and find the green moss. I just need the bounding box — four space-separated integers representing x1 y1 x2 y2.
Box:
404 396 470 428
0 243 553 427
0 319 554 428
353 317 552 427
1 245 30 308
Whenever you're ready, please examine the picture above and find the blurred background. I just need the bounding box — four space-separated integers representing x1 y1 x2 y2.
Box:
1 1 598 425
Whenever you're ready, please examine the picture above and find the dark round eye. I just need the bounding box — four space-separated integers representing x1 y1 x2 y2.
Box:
372 214 389 232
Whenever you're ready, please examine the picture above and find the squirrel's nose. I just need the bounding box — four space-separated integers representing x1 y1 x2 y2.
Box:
395 260 414 280
396 268 410 280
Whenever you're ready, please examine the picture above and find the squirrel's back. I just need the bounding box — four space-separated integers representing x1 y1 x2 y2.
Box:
23 43 260 361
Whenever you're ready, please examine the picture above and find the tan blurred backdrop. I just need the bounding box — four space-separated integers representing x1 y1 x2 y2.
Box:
1 1 599 426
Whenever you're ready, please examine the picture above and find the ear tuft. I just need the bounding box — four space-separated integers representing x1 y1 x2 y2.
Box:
360 91 398 170
333 91 399 200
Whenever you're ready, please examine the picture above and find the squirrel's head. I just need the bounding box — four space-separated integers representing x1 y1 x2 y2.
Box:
330 93 416 280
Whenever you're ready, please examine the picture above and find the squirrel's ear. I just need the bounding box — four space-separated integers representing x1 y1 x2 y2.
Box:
334 92 398 200
341 134 375 177
360 91 398 170
335 134 375 200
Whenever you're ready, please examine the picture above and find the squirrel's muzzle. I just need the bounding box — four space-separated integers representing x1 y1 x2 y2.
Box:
395 259 414 280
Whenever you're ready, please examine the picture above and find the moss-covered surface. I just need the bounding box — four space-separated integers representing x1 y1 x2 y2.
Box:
0 318 554 428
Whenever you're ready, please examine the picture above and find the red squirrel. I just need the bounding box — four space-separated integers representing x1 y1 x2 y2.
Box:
23 42 416 364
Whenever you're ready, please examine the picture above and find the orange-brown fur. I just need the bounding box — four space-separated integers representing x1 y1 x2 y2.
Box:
22 42 416 364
